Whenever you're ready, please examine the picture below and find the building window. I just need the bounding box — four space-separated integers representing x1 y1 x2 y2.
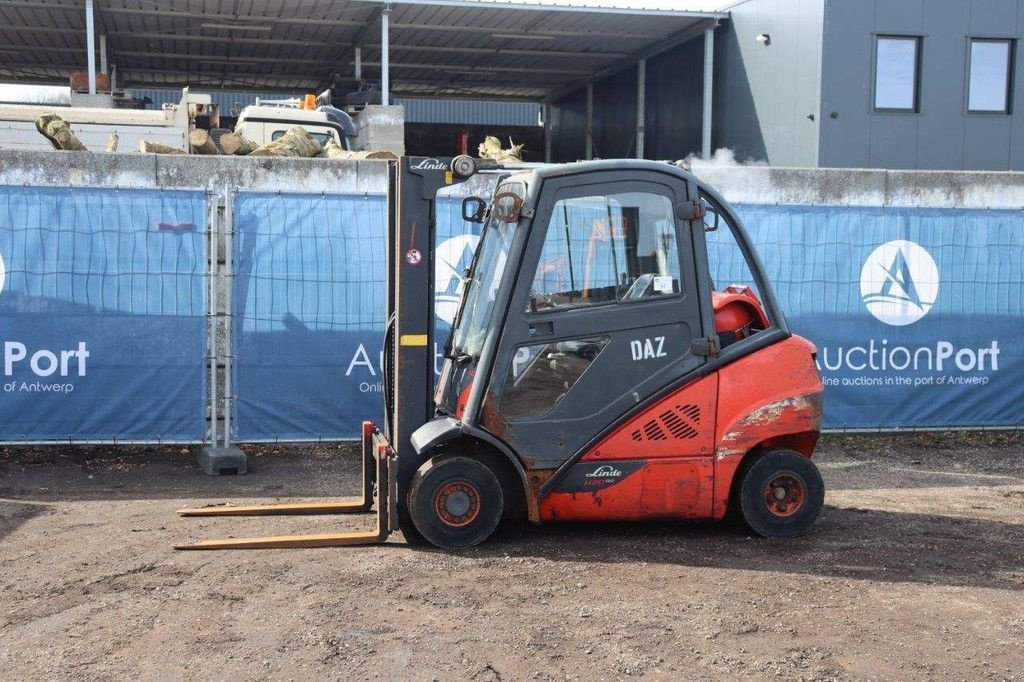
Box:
968 39 1014 114
874 36 921 112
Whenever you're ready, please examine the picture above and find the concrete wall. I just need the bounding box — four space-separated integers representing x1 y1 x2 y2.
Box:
689 161 1024 209
351 105 406 157
4 149 1024 210
819 0 1024 170
0 149 390 193
714 0 824 166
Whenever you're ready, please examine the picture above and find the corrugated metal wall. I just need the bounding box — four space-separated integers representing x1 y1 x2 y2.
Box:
131 88 540 126
393 98 541 126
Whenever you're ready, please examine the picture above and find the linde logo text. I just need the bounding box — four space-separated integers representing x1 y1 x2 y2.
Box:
860 240 938 326
411 158 448 171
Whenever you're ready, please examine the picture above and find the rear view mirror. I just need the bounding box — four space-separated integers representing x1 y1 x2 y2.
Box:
462 196 487 223
702 202 720 232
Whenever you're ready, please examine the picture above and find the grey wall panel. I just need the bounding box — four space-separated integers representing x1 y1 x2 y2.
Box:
873 0 925 31
592 67 639 159
820 0 1024 170
916 2 970 169
550 87 587 163
714 0 824 166
645 39 705 160
868 114 920 168
964 116 1014 169
968 0 1020 35
819 0 875 167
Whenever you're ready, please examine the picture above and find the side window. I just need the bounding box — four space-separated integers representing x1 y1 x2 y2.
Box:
271 129 334 146
501 336 610 420
702 194 772 346
874 35 921 113
528 192 681 312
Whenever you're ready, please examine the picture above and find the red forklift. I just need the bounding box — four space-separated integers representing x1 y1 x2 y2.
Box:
177 156 825 550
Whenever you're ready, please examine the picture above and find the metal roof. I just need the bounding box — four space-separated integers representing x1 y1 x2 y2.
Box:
0 0 726 101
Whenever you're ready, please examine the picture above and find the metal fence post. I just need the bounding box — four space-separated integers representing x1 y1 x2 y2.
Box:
222 186 234 448
207 191 219 447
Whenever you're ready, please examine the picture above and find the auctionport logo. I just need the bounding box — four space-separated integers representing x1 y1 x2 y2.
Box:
434 234 480 325
860 240 938 326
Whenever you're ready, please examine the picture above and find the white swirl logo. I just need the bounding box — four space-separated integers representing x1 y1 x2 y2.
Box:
434 234 480 325
860 240 939 326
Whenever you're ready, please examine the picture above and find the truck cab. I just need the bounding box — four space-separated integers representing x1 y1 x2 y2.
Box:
234 94 357 149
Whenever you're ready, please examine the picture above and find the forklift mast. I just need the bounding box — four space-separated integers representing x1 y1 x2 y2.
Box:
387 157 479 517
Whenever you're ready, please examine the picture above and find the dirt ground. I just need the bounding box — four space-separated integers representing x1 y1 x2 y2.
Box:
0 433 1021 681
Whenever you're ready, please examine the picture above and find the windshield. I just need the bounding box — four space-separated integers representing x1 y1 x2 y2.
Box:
450 181 525 358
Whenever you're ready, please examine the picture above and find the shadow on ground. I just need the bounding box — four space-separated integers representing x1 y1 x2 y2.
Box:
439 505 1024 592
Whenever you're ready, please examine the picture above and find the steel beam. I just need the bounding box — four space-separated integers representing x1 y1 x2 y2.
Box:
702 27 715 160
381 6 390 105
85 0 95 94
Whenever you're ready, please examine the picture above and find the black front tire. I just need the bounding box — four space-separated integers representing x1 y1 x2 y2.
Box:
737 449 824 538
409 455 504 549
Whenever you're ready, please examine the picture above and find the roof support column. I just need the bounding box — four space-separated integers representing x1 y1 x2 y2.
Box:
702 26 715 159
544 103 553 163
381 5 391 105
85 0 96 94
355 47 362 80
585 82 594 160
636 59 646 159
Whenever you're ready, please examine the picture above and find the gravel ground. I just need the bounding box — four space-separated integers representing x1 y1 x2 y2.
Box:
0 433 1021 680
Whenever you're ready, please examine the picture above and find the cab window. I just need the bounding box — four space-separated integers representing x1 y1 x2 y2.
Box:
528 192 681 312
271 129 334 146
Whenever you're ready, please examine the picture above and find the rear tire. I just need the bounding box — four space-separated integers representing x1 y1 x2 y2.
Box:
737 449 824 538
409 456 504 549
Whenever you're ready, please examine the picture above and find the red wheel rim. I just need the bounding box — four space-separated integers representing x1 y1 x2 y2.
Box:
763 473 805 518
434 480 481 528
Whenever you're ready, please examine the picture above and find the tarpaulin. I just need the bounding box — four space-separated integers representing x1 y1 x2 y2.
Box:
0 186 207 441
719 204 1024 429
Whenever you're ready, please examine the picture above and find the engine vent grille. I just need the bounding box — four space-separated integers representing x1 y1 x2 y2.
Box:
631 404 701 442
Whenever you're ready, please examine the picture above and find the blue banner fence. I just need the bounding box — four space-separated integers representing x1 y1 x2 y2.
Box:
0 186 208 442
0 182 1020 443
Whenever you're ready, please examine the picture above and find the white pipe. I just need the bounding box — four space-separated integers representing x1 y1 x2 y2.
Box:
544 103 552 163
355 46 362 80
585 82 593 160
381 8 390 105
99 34 107 79
86 0 96 94
702 27 715 160
636 59 646 159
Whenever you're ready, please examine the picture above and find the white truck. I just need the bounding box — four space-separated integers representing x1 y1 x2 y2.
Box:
0 88 216 153
233 92 356 150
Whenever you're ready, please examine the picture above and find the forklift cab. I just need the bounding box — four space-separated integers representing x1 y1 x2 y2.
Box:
410 159 824 548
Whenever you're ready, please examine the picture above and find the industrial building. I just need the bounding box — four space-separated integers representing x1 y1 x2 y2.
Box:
3 0 1024 169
